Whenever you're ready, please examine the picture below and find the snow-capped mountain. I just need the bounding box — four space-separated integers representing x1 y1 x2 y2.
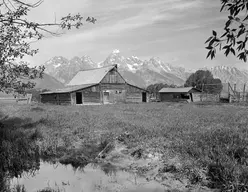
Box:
208 66 248 91
44 55 97 84
99 49 143 72
43 49 248 88
97 50 187 86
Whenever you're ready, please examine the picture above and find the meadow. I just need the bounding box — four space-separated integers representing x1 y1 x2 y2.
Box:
1 102 248 191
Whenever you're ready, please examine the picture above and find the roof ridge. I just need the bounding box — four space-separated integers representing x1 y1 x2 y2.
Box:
77 64 117 72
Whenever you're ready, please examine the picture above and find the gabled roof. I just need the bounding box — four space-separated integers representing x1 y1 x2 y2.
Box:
40 84 97 94
67 65 117 86
159 87 202 93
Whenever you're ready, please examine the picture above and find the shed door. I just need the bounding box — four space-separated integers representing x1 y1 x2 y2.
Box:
142 92 147 102
76 92 82 104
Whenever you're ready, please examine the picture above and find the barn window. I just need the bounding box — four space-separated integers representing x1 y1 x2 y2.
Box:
115 90 122 94
92 86 96 92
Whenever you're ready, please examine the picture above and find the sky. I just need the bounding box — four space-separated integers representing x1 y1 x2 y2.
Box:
23 0 248 70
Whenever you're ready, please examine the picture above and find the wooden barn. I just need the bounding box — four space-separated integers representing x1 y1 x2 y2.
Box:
159 87 201 102
40 65 148 105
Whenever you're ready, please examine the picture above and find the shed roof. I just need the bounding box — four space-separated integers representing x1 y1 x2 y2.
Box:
67 65 117 86
40 84 97 94
159 87 201 93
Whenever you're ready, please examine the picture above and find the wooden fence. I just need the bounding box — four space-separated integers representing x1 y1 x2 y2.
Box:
0 94 32 104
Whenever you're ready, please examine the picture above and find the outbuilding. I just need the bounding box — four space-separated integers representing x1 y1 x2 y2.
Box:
40 65 148 105
159 87 202 102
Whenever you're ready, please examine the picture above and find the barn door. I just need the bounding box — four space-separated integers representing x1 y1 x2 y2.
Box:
103 91 110 103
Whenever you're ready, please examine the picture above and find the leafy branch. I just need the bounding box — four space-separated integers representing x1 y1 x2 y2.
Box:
205 0 248 62
0 0 96 93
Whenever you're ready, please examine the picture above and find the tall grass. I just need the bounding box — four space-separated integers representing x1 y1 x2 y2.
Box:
1 102 248 190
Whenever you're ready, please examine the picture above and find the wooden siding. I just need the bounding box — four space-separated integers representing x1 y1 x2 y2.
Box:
101 68 126 84
102 90 126 104
101 83 126 90
160 93 174 101
126 92 142 103
82 91 100 103
125 84 146 103
41 93 71 105
70 85 101 104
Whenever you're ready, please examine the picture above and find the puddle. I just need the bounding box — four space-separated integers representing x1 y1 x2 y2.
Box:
11 162 165 192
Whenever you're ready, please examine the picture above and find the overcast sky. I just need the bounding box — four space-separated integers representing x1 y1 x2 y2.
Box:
24 0 248 70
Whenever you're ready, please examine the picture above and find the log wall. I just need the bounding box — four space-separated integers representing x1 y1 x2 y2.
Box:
41 93 71 105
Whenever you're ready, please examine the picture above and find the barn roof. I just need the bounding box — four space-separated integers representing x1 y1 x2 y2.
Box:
40 84 97 94
159 87 202 93
67 65 117 86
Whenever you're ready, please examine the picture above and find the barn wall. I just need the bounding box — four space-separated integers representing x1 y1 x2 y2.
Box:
41 94 57 104
41 93 71 105
160 93 174 102
57 93 71 105
101 68 126 84
101 83 126 90
126 84 145 103
71 85 101 104
160 92 194 102
71 92 76 105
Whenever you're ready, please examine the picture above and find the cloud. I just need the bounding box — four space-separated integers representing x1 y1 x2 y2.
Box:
55 0 203 44
27 0 242 70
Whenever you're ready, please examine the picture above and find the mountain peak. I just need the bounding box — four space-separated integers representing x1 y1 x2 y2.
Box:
112 49 120 54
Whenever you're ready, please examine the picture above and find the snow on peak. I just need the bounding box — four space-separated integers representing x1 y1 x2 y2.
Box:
131 56 139 60
112 49 120 54
54 63 61 68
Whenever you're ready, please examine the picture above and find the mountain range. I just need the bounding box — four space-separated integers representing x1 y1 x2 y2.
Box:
41 49 248 90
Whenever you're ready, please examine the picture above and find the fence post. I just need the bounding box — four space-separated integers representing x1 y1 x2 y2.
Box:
243 84 246 102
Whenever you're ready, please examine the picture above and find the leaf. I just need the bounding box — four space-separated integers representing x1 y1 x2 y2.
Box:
220 31 228 38
230 48 235 55
205 36 213 44
220 2 227 12
205 46 213 50
244 14 248 21
206 50 212 59
212 30 217 36
237 28 245 38
237 44 242 51
211 50 215 59
225 20 232 28
224 48 230 56
223 45 230 49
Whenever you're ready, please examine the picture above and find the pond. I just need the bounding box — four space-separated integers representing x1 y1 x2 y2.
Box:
11 161 165 192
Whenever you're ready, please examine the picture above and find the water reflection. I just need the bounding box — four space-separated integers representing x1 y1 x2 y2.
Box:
11 161 164 192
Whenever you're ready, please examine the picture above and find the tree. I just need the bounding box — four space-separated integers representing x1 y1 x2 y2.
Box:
205 0 248 62
0 0 96 93
0 1 96 190
184 70 223 94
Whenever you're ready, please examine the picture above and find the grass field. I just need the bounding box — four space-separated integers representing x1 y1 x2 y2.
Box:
1 102 248 191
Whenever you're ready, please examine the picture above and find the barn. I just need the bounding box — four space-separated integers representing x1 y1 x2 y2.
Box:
159 87 202 102
40 65 148 105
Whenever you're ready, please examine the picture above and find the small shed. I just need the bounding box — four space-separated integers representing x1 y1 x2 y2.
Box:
159 87 202 102
40 65 149 105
